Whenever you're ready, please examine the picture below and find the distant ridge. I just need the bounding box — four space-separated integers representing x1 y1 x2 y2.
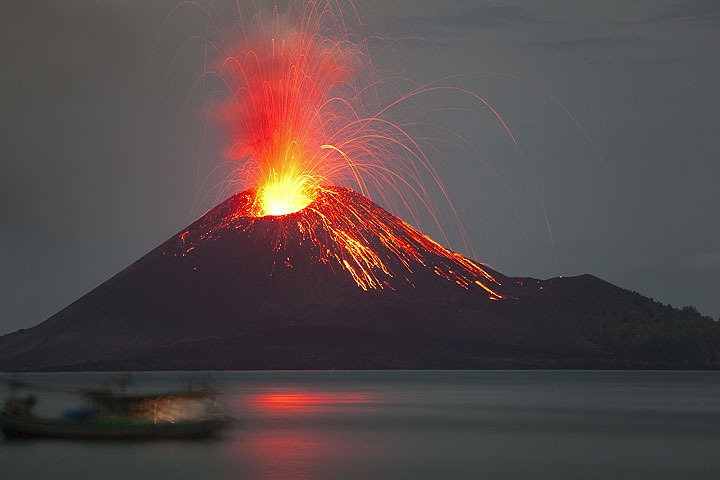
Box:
1 187 718 371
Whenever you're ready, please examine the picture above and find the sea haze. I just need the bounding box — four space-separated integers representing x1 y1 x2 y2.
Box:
1 370 719 480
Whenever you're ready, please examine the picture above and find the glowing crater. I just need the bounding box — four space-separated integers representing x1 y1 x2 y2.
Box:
256 171 317 217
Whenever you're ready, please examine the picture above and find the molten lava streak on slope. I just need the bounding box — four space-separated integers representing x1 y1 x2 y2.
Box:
181 186 506 299
199 1 507 299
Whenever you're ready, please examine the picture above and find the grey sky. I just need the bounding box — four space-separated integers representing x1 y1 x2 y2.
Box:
1 0 719 334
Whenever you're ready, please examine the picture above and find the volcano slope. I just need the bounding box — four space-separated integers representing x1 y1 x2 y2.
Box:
2 187 719 371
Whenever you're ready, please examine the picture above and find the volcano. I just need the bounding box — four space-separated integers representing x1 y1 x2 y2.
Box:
1 187 719 371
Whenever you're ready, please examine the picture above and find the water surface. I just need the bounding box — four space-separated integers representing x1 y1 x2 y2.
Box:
1 371 719 479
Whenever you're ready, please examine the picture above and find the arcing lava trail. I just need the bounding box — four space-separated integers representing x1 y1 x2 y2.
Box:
211 1 486 293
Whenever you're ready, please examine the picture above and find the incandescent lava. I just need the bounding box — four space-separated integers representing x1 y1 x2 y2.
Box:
178 186 507 298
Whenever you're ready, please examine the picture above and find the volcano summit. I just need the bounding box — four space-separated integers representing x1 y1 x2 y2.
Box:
2 187 719 371
0 188 511 371
178 186 507 297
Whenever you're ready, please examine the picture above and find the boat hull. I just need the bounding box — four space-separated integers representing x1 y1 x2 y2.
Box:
0 411 232 440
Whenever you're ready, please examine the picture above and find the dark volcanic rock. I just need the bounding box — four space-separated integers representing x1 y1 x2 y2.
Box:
1 188 719 371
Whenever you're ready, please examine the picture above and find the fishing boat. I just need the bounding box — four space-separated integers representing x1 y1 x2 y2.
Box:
0 378 234 440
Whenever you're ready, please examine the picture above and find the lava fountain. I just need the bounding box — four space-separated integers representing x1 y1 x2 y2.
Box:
200 0 508 299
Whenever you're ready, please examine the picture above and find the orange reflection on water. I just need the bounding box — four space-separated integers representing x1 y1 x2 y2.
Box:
249 391 373 413
238 429 358 479
235 391 376 478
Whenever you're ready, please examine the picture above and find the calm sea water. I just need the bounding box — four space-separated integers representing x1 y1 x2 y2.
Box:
1 371 719 479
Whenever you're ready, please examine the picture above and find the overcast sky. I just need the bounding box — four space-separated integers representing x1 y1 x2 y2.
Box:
1 0 719 334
